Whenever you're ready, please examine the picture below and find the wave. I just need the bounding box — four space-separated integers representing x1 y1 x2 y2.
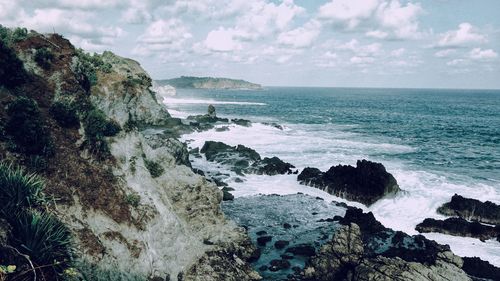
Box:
163 98 267 106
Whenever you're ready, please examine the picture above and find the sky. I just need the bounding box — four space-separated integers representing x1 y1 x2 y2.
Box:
1 0 500 89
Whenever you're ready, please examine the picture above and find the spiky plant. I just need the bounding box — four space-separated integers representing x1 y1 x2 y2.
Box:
11 210 72 270
0 162 45 214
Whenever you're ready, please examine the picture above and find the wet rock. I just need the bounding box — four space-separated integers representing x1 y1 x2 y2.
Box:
186 105 230 131
258 265 268 271
234 177 244 183
269 259 291 271
462 257 500 280
232 118 252 127
256 230 267 236
262 122 283 130
247 248 261 263
283 223 292 229
438 194 500 225
280 254 294 260
222 190 235 201
215 126 230 132
221 186 235 192
250 157 296 176
297 160 400 206
285 244 316 257
257 236 273 246
416 217 500 242
207 104 216 118
274 240 290 249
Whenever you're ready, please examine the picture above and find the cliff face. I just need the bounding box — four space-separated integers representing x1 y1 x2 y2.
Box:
0 31 259 280
156 76 262 90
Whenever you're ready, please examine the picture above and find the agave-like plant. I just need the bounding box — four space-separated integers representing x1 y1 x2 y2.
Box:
0 162 45 213
11 210 72 269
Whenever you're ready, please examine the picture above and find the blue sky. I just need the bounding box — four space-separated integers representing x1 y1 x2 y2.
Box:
1 0 499 89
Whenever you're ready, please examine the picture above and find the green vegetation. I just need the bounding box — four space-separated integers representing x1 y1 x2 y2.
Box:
83 108 121 154
0 162 45 214
50 101 80 128
157 76 262 89
124 193 141 208
0 40 27 88
73 49 112 91
0 25 29 45
5 97 53 155
144 159 164 178
34 47 54 69
76 262 147 281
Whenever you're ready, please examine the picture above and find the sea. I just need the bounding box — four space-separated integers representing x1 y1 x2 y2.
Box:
161 87 500 266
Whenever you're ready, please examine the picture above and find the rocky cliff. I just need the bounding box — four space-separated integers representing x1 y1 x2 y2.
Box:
0 29 259 281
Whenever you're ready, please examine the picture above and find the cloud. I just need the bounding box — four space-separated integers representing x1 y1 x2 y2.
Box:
350 56 375 64
469 48 498 60
203 27 243 52
434 49 456 58
437 23 487 47
318 0 424 40
335 39 382 56
390 48 406 57
134 19 192 56
277 20 321 48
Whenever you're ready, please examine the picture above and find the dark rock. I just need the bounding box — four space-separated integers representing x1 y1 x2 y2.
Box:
257 235 272 246
339 207 386 237
232 118 251 127
258 265 268 271
192 168 205 176
283 223 292 229
333 215 343 221
315 196 324 200
221 186 235 192
207 104 216 118
280 254 294 260
311 212 318 215
247 248 261 263
285 244 316 257
234 177 244 183
438 194 500 225
256 230 267 236
415 217 499 242
269 259 290 271
274 240 290 249
317 218 335 223
298 160 400 206
462 257 500 280
250 156 295 175
215 126 230 132
262 122 284 130
222 190 234 201
201 141 260 163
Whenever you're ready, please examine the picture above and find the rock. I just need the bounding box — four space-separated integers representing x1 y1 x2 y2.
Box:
438 194 500 225
250 157 295 176
297 160 400 206
462 257 500 280
274 240 290 250
256 231 267 236
207 104 216 118
257 236 272 246
258 265 268 271
283 223 292 229
269 259 290 271
416 217 500 242
215 126 230 132
262 122 283 130
247 248 261 263
222 190 235 201
280 254 294 260
304 223 472 281
285 244 316 257
232 118 252 127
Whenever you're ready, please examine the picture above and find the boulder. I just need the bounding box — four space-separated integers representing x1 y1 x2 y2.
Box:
285 244 316 257
274 240 290 250
207 104 216 118
416 217 500 242
297 160 400 206
269 259 290 271
232 118 252 127
250 157 296 176
462 257 500 280
438 194 500 225
222 190 235 201
257 236 272 246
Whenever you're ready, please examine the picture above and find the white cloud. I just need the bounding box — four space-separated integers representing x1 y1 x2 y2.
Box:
203 27 243 52
447 59 467 66
437 23 487 47
0 0 25 25
277 20 321 48
434 49 456 58
335 39 382 56
134 19 192 56
319 0 424 40
350 56 375 64
469 48 498 60
390 48 406 57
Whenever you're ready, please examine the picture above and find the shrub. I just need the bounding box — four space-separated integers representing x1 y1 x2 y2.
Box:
83 109 121 155
73 49 112 91
0 40 27 88
0 162 45 214
10 210 72 270
124 194 140 207
11 27 28 42
34 47 54 69
5 97 53 155
144 159 164 178
50 101 79 128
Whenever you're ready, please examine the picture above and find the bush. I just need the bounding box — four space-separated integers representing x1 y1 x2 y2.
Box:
0 162 45 214
34 47 54 69
144 159 164 178
0 40 27 88
73 49 112 92
50 101 79 128
10 210 72 270
124 194 140 207
11 27 28 42
5 97 53 155
83 109 121 155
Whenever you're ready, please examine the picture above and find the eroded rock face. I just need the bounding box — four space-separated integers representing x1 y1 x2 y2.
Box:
200 141 295 176
303 222 471 281
298 160 400 206
416 217 500 242
437 194 500 225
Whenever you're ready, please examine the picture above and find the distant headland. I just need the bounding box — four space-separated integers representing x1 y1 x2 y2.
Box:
155 76 262 90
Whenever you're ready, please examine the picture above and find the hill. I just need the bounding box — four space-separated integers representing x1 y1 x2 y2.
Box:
156 76 262 90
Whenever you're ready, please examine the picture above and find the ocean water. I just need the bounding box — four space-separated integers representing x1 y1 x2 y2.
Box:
163 87 500 266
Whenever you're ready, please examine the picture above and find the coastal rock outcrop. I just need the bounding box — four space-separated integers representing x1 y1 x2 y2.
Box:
416 217 500 242
298 160 400 206
200 141 296 176
437 194 500 225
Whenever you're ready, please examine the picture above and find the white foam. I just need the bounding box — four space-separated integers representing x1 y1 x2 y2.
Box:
163 98 267 106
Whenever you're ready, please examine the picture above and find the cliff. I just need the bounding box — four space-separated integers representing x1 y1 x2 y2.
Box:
156 76 262 90
0 28 259 281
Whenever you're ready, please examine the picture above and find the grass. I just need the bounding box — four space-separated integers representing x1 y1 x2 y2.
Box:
144 159 164 178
